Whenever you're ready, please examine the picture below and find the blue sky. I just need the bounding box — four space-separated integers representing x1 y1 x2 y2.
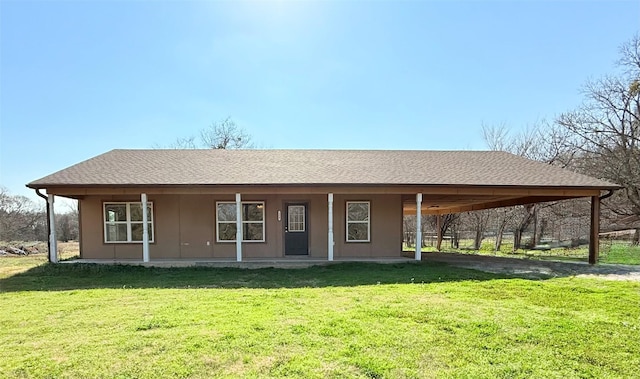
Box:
1 0 639 202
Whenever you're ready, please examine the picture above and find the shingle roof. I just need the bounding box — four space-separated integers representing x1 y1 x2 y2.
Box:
27 149 619 189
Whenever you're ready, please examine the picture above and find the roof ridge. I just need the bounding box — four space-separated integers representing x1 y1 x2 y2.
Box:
106 148 505 153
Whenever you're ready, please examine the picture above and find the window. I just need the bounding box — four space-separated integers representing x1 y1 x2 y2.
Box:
346 201 370 242
104 202 154 243
216 202 265 242
287 205 305 232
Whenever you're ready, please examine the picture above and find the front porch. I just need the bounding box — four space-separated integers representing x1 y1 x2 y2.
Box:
43 185 609 265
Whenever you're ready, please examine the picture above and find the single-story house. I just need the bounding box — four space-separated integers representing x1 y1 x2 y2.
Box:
27 149 619 264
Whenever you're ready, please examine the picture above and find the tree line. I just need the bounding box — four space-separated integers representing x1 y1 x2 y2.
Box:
0 187 78 242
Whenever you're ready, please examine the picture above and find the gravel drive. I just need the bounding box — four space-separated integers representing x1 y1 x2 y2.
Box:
423 252 640 281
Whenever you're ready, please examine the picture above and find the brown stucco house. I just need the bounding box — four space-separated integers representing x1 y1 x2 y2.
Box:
27 149 618 264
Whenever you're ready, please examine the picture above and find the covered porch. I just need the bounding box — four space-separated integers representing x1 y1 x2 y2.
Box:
42 184 609 265
43 186 405 263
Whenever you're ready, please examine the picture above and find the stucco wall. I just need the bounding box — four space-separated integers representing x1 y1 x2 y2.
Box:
79 193 403 259
333 194 403 258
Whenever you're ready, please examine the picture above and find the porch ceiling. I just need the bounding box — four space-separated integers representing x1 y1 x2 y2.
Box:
46 184 603 214
402 193 583 215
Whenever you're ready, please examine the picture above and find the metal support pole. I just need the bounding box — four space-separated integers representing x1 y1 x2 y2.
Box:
236 193 242 262
142 193 149 263
47 194 58 263
589 195 600 264
415 193 422 261
328 193 334 261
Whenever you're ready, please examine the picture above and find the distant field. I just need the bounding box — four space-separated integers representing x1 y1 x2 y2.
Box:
0 242 79 277
1 254 639 378
405 241 640 265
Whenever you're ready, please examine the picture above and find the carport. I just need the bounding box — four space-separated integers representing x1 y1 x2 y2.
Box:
402 185 617 265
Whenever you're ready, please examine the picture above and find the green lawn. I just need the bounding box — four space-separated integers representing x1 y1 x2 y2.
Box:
1 256 639 378
600 244 640 265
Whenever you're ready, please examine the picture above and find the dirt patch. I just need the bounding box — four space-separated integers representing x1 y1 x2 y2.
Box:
423 252 640 281
0 241 79 259
0 242 47 255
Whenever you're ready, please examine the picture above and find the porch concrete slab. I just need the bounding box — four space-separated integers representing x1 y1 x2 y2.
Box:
60 257 413 269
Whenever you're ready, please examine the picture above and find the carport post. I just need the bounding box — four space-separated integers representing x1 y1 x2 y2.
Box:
415 193 422 261
328 193 334 261
47 194 58 263
141 193 149 263
236 193 242 262
589 195 600 264
436 214 443 251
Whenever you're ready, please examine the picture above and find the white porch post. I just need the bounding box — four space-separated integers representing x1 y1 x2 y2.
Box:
236 193 242 262
47 194 58 263
415 193 422 261
328 193 334 261
141 193 149 263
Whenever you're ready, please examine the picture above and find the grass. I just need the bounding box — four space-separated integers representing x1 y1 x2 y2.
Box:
1 256 639 378
600 244 640 265
406 241 640 265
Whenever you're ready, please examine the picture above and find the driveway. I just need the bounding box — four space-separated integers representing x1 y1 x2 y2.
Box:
422 252 640 281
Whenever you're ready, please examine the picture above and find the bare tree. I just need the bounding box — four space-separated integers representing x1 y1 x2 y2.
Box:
166 117 253 150
482 121 575 250
167 136 198 149
0 187 46 241
482 120 574 166
56 207 79 242
404 213 433 249
556 35 640 244
449 214 462 249
511 204 536 250
491 207 519 251
469 210 491 250
431 214 458 251
403 215 416 248
481 122 511 151
200 117 252 149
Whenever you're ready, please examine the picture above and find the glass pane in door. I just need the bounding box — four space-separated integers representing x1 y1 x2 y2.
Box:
288 205 305 232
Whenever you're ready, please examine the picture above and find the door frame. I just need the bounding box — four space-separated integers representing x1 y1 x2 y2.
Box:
283 201 309 256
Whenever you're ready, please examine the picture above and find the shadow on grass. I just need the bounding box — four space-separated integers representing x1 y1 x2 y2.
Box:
0 261 530 292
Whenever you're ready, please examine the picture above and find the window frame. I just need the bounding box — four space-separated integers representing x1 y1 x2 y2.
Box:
346 201 371 243
287 205 306 232
103 201 154 244
216 201 266 243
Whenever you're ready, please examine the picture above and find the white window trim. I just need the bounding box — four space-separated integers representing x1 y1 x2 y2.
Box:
346 201 370 243
216 201 265 243
103 202 154 244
